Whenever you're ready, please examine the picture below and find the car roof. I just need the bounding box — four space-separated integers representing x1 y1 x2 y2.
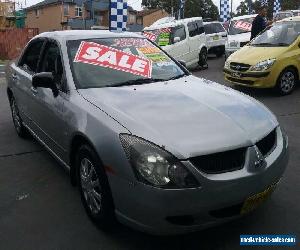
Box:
279 16 300 22
144 17 203 30
231 14 257 21
35 30 143 41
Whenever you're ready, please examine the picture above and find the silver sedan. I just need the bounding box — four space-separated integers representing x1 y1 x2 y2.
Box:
5 31 288 235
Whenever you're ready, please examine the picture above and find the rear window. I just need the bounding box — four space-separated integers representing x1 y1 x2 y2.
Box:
228 17 255 35
188 20 204 37
204 23 225 34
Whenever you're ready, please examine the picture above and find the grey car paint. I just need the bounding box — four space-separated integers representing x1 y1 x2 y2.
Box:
6 31 288 235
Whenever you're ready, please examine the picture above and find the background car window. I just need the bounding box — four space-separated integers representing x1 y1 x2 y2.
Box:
204 23 225 34
188 21 205 37
40 42 64 90
171 25 186 43
19 40 44 73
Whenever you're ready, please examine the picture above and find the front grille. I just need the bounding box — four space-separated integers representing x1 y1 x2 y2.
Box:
189 148 246 174
230 62 251 72
227 77 254 85
256 129 277 156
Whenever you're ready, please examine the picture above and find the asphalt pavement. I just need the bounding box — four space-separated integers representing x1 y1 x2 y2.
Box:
0 57 299 250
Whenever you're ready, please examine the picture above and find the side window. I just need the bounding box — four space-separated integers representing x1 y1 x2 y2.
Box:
40 42 64 91
188 21 204 37
19 40 44 73
171 25 186 43
196 21 205 34
188 22 198 37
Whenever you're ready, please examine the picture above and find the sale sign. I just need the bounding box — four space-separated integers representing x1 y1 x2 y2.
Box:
143 31 158 42
233 21 252 32
74 41 152 78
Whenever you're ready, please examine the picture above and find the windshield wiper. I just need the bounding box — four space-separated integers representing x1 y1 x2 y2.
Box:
109 78 165 87
274 43 290 46
251 43 274 47
167 74 186 81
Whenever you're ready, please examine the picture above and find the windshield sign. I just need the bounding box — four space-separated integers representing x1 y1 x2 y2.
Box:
68 38 185 89
228 18 254 35
143 28 172 46
250 21 300 47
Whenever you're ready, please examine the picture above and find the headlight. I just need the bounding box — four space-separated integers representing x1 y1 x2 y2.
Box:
226 40 240 48
224 60 231 69
120 134 200 189
249 59 276 71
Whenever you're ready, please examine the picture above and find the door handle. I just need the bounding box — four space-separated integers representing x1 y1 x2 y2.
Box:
30 87 38 95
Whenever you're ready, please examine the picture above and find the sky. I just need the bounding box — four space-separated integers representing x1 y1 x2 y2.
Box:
20 0 240 12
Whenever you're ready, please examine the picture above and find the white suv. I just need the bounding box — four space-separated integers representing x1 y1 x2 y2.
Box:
204 21 227 57
225 14 256 59
143 17 208 68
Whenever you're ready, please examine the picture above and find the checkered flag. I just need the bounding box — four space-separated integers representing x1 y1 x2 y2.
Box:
109 0 128 32
220 0 230 22
273 0 281 15
260 0 268 6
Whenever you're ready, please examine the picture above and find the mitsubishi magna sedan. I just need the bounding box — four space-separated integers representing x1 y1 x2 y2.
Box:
6 31 288 235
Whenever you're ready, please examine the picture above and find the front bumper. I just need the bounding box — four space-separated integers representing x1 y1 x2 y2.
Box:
113 128 289 235
224 68 276 88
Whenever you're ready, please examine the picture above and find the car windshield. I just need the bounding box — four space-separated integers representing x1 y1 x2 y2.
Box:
67 38 186 89
228 17 254 35
250 21 300 47
204 23 225 34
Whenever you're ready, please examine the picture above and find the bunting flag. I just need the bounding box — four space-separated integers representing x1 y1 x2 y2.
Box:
109 0 128 32
220 0 230 22
178 0 185 19
273 0 281 15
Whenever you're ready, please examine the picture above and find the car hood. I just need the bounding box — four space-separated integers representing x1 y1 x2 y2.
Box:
78 75 278 159
228 32 251 43
229 46 287 65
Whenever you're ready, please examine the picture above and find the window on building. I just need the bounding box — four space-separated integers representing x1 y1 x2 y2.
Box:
35 9 40 17
64 4 69 16
75 6 83 17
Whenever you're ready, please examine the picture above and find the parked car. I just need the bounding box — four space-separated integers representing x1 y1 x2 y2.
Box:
6 30 288 235
143 17 208 68
204 21 227 57
274 11 293 21
291 10 300 16
224 16 300 95
225 14 256 59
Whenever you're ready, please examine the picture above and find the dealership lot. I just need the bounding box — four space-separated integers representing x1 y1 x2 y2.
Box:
0 57 299 249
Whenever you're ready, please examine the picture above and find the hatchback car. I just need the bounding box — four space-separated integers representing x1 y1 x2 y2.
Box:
224 17 300 95
204 21 227 57
6 31 288 235
143 17 208 69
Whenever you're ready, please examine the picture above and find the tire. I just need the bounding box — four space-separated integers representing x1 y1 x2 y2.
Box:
198 48 208 68
9 96 29 138
275 68 298 95
76 144 116 230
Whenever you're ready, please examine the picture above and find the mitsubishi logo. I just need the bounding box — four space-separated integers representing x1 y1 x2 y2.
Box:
236 65 241 70
254 146 266 169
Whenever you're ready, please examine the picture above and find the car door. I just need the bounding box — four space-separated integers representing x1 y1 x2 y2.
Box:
10 39 45 131
166 25 190 63
187 21 206 65
29 40 69 161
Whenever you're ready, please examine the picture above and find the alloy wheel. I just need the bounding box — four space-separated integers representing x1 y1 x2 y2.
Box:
80 158 102 214
280 71 295 94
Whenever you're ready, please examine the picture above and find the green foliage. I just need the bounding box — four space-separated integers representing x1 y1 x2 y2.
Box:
142 0 219 20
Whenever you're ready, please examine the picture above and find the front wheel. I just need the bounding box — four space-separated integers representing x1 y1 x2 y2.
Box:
198 48 208 68
76 145 116 230
275 68 298 95
9 96 28 138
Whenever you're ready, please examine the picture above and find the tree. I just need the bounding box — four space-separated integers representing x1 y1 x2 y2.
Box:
236 1 250 16
142 0 219 20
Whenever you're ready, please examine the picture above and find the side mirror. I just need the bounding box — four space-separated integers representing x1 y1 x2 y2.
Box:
178 60 187 68
32 72 59 97
174 37 181 43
